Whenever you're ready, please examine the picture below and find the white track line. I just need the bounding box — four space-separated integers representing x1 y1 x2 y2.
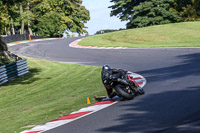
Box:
21 101 118 133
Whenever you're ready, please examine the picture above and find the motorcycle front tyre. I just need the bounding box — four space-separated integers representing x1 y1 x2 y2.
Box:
115 84 134 100
137 88 145 95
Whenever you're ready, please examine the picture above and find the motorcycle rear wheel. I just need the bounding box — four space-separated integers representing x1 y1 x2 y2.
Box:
115 84 134 100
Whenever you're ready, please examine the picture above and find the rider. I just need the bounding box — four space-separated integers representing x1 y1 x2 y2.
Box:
101 65 127 98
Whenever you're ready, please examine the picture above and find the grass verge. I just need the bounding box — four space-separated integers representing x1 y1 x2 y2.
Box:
0 58 106 133
79 22 200 48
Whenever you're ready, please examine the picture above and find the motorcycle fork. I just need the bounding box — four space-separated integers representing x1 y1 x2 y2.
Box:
125 85 134 94
127 75 139 90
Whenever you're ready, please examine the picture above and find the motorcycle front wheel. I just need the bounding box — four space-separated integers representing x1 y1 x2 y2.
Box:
137 87 145 95
115 84 134 100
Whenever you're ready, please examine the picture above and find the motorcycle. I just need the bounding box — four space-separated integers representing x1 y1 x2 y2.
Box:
101 65 145 100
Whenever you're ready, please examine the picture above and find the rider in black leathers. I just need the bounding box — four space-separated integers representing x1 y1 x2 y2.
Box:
101 65 128 98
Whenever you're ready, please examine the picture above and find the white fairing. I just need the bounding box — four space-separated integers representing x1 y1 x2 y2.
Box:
127 71 147 88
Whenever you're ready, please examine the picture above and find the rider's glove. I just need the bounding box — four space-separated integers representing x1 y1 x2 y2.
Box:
110 75 118 81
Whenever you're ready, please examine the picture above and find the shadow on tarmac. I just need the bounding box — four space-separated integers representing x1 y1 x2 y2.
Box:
97 53 200 133
97 86 200 133
138 53 200 83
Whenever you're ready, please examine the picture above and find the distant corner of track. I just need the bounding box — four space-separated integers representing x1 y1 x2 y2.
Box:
69 38 200 50
69 38 128 50
7 38 62 47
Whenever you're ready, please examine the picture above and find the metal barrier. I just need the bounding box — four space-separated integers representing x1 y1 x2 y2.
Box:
0 59 29 86
1 34 47 43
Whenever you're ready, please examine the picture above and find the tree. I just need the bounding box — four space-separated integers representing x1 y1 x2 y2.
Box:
19 0 36 35
129 0 178 28
36 11 63 37
0 0 24 47
32 0 90 37
0 0 24 34
171 0 200 21
0 1 9 35
110 0 146 22
0 0 90 37
0 0 24 64
110 0 178 29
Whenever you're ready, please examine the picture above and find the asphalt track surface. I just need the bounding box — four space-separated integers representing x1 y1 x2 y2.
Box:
9 37 200 133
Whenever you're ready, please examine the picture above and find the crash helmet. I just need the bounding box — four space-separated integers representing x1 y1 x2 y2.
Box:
102 65 111 71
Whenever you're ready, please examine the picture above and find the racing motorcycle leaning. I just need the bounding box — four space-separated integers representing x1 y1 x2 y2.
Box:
101 65 145 100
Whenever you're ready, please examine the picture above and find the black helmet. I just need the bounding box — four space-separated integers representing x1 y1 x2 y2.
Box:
102 65 111 71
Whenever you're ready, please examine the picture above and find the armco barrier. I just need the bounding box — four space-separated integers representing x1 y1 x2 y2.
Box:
0 59 29 86
1 34 47 43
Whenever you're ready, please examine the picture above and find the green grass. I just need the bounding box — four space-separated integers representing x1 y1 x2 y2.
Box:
0 58 106 133
79 22 200 48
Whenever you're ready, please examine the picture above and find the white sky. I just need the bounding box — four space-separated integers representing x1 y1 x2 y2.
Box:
82 0 127 35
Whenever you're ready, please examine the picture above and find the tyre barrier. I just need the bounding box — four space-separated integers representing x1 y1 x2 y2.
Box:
0 59 29 86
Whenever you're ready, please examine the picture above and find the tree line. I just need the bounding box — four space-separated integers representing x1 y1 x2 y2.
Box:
110 0 200 28
0 0 90 37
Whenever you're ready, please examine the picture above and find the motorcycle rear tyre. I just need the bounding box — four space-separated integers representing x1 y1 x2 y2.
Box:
115 85 134 100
